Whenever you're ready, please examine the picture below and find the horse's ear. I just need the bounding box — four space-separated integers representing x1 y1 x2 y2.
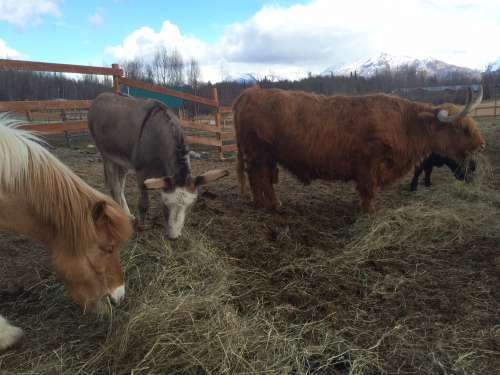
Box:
195 169 229 187
144 176 173 190
92 200 107 223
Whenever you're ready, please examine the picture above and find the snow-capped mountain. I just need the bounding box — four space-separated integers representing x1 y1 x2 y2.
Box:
224 72 291 84
223 73 258 84
486 58 500 73
322 53 481 80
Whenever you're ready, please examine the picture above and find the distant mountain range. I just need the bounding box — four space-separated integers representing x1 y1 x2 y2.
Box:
321 53 482 80
223 73 258 84
223 53 499 83
224 73 290 84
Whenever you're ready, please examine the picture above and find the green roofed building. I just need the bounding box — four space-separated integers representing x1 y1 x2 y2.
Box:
120 85 184 110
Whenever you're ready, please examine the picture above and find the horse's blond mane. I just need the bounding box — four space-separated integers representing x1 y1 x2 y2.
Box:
0 115 130 254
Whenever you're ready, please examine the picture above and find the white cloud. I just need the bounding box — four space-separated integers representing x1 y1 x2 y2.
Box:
106 20 208 63
0 0 61 27
106 0 500 82
88 8 104 27
0 38 22 58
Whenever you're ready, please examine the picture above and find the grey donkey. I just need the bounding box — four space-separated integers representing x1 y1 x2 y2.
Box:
88 92 228 239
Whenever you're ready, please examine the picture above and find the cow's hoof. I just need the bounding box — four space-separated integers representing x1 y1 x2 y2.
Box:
255 202 280 211
360 204 375 214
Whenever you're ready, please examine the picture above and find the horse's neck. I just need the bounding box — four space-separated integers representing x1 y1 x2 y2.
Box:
0 193 55 249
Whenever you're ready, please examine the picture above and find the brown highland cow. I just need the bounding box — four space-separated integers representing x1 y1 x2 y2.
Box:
233 86 485 212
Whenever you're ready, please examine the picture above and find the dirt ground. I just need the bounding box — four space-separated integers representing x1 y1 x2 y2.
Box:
1 122 500 374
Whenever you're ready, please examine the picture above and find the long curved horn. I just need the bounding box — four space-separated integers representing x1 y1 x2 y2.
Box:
437 85 483 123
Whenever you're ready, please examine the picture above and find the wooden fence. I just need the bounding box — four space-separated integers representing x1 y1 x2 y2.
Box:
0 59 236 158
3 58 497 156
472 96 499 125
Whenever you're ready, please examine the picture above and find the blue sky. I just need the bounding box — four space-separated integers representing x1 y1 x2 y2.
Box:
0 1 303 64
0 0 499 81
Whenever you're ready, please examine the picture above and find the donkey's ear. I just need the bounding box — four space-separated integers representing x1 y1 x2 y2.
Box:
144 176 174 190
195 169 229 187
92 200 107 223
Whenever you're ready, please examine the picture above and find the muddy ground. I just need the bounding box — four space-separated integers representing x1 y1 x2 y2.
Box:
1 121 500 374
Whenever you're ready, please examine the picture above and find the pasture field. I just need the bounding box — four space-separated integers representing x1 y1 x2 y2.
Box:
1 119 500 374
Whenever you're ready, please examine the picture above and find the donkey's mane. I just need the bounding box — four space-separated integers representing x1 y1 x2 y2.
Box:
0 115 130 254
142 100 191 185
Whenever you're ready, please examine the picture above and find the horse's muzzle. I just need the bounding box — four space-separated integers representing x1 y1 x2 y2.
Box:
109 285 125 306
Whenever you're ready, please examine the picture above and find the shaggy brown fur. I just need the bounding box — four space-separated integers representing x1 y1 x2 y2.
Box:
234 87 485 212
0 118 132 310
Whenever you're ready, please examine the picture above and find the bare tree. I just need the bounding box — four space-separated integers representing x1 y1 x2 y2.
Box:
152 46 169 86
122 59 146 80
186 58 201 116
219 60 228 82
151 46 185 87
167 48 184 87
186 58 201 91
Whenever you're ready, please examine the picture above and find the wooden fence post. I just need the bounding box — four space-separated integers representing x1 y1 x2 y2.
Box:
112 63 121 94
212 87 223 159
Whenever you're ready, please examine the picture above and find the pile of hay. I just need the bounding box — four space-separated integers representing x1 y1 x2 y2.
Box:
2 122 500 374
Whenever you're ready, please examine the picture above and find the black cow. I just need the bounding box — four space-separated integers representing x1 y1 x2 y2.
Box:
410 153 476 191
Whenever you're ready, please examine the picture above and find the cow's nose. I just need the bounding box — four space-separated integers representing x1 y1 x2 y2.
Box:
480 142 486 151
109 285 125 306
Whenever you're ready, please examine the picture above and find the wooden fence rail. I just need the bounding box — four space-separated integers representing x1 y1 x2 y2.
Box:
0 59 123 76
472 103 499 124
0 99 92 112
118 77 219 108
0 59 236 159
19 121 89 135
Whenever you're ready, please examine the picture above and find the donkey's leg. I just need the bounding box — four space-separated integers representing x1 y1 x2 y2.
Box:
118 170 131 216
135 171 150 230
103 159 132 218
0 315 23 351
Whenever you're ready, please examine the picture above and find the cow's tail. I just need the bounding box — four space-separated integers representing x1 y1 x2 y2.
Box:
233 90 252 197
236 133 247 197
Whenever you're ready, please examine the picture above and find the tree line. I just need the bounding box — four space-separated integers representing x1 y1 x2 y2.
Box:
1 46 498 111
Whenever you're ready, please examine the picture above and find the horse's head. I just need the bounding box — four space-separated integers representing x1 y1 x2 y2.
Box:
52 199 132 311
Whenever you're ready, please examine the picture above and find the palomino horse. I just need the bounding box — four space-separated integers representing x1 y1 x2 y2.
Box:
0 115 132 351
